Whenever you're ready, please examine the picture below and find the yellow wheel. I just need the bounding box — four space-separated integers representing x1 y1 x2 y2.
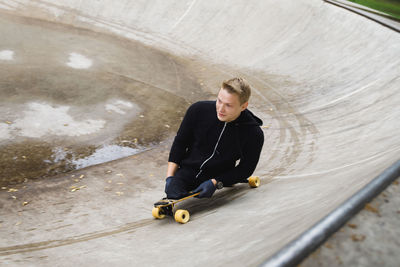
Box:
174 209 190 224
248 176 260 188
152 207 166 219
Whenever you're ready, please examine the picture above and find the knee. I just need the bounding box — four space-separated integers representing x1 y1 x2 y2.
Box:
165 176 174 191
164 176 187 199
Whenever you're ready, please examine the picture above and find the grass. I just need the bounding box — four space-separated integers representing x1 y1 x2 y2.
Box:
346 0 400 20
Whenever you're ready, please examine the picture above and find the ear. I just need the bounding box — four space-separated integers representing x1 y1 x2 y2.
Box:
241 102 248 111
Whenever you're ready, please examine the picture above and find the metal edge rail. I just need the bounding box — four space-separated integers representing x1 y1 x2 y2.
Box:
323 0 400 33
260 159 400 267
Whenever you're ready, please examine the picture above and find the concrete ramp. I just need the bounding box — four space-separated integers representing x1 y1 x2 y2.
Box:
0 0 399 266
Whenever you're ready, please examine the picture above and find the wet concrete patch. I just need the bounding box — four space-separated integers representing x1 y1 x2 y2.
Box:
0 13 207 186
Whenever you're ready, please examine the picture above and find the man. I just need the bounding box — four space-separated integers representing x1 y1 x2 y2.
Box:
165 77 264 199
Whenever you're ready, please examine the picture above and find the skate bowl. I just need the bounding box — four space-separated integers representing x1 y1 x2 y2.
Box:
0 0 399 266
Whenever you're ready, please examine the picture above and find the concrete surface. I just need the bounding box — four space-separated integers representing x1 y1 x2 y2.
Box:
0 0 399 266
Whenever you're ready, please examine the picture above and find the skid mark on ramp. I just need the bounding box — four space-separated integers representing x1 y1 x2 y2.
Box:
0 218 154 256
246 73 319 178
276 145 400 179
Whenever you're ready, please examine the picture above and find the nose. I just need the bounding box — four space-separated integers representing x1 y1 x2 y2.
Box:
218 104 225 113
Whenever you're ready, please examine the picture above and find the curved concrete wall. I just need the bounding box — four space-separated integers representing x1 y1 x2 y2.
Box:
0 0 399 266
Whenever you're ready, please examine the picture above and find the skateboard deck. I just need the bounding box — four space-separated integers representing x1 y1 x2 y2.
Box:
152 176 260 224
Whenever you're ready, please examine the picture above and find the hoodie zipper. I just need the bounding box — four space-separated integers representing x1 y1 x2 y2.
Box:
196 122 227 178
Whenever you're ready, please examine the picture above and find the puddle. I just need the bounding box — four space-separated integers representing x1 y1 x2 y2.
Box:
0 13 211 186
69 145 143 169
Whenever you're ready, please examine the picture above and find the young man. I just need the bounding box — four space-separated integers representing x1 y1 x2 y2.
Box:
165 77 264 199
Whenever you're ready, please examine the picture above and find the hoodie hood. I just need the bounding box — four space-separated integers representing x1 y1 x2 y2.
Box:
232 109 263 126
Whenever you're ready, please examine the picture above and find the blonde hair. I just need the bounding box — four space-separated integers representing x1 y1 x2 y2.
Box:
221 77 251 104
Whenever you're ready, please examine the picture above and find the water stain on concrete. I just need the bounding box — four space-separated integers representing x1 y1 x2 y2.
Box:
0 13 207 186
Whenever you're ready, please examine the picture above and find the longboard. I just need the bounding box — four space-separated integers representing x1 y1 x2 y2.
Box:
152 176 260 224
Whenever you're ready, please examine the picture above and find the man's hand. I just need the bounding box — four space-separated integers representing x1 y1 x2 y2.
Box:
193 179 216 198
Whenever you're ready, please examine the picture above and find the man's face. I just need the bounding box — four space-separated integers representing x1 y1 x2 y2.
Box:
216 88 248 122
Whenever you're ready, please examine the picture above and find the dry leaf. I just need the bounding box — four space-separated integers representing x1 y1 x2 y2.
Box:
8 188 18 193
79 175 85 179
22 201 29 206
70 186 79 192
364 203 379 214
351 234 366 242
348 223 358 229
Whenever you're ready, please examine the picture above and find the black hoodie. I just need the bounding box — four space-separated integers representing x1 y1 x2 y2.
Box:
169 101 264 186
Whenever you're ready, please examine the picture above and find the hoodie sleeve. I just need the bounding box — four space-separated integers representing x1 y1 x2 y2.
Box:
217 126 264 185
168 103 198 165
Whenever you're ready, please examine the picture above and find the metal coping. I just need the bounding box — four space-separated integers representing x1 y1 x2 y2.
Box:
260 159 400 267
